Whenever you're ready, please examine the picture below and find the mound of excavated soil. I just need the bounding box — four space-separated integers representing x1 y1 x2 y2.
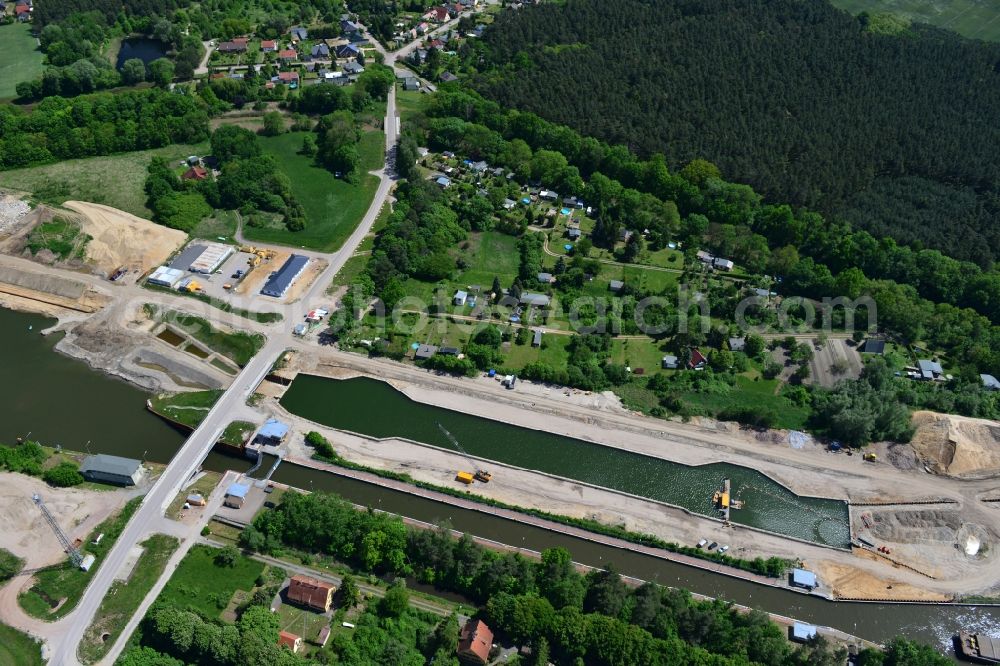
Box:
64 201 186 279
910 411 1000 478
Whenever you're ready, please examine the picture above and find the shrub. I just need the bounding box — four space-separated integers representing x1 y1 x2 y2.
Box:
43 461 84 487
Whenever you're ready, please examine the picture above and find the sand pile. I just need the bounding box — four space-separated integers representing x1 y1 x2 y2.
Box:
64 201 186 278
910 410 1000 478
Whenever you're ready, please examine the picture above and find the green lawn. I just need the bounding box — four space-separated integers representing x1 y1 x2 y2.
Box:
142 283 283 323
610 338 672 374
156 309 265 366
221 420 255 447
78 534 179 665
149 389 223 429
831 0 1000 41
679 375 810 430
191 209 240 241
396 89 428 124
19 498 142 621
0 24 44 99
1 143 209 218
0 623 43 666
158 544 264 619
248 131 382 251
328 254 369 292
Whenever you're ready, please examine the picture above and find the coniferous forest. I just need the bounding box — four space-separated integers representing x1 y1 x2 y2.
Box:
475 0 1000 265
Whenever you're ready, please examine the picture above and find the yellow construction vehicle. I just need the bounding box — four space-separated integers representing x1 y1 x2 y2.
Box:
863 452 878 462
247 255 261 268
223 283 233 290
455 471 475 484
438 423 492 483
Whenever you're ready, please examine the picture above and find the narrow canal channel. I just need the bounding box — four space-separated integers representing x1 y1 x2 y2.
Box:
280 374 851 547
1 309 996 656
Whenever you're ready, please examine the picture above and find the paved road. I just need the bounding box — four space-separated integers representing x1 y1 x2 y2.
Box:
48 65 400 666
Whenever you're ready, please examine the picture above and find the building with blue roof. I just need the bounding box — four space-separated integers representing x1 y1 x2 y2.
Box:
256 418 290 446
224 482 250 508
790 568 817 589
790 622 817 643
261 255 309 298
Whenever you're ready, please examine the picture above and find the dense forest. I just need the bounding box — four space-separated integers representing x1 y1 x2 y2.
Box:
33 0 190 25
474 0 1000 265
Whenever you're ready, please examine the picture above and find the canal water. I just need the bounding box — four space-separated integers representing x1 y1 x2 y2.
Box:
279 374 851 547
115 37 168 70
1 309 996 654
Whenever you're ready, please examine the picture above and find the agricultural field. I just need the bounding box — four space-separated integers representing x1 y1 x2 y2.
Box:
831 0 1000 41
0 24 44 99
249 131 383 251
2 143 209 219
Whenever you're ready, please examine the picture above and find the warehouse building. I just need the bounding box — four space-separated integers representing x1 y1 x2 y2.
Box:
261 255 309 298
189 242 234 273
79 454 144 486
147 266 184 288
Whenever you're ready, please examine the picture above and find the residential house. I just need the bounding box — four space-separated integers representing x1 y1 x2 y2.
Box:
689 348 707 369
343 61 364 75
340 19 361 34
439 71 459 83
261 39 277 52
415 344 438 360
537 272 554 284
454 290 468 306
608 280 624 293
218 39 248 53
539 189 558 202
440 346 460 356
982 374 1000 391
424 6 451 22
917 359 944 381
458 619 493 665
661 355 679 370
728 337 746 352
336 43 361 59
502 198 516 210
278 631 303 654
713 257 735 271
519 292 551 307
181 166 208 181
15 3 30 20
861 339 886 355
435 175 451 188
470 160 489 173
403 77 420 91
311 43 331 59
287 575 336 612
696 250 714 264
290 26 308 42
277 71 300 87
532 329 543 347
278 49 297 63
567 227 582 240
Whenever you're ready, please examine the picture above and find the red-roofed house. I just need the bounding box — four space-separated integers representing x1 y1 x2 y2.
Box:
278 49 297 62
261 39 277 52
15 3 31 20
277 71 299 88
182 166 208 181
278 631 303 654
458 619 493 665
424 6 450 22
287 575 336 612
688 348 707 369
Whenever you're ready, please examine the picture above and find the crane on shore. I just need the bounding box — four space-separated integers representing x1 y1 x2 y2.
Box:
32 493 84 568
437 423 492 483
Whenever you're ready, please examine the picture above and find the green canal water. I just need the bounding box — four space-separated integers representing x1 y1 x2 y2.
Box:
279 374 852 548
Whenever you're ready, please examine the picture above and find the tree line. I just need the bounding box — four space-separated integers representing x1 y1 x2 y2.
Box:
473 0 1000 266
0 89 209 170
233 490 945 666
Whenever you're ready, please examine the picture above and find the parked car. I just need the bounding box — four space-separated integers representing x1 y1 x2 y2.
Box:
696 539 708 548
719 545 730 553
707 542 718 551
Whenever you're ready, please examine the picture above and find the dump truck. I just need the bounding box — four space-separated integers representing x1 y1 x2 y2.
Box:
455 471 475 484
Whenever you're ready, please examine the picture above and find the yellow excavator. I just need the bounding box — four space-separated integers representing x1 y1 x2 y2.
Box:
438 423 492 483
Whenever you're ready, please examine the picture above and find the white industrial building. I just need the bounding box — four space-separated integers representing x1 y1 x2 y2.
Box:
189 242 234 273
147 266 184 287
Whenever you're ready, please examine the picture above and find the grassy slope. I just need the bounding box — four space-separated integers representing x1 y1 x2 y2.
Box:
248 130 383 251
0 24 44 99
157 544 264 618
831 0 1000 42
149 390 223 428
161 310 265 366
2 143 209 218
78 534 180 665
0 623 43 666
